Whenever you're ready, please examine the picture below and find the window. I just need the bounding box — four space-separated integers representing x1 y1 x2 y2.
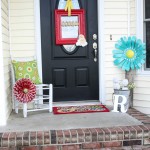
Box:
144 0 150 70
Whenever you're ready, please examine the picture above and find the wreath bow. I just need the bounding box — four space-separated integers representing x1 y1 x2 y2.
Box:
65 0 73 16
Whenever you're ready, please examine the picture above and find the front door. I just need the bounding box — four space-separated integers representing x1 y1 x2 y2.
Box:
40 0 99 102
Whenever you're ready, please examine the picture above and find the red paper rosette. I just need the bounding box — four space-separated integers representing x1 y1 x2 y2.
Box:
13 78 36 103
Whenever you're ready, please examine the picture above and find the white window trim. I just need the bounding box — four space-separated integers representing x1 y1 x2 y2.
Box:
34 0 105 104
136 0 150 75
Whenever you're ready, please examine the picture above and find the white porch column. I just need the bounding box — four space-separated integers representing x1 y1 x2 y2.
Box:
0 1 6 126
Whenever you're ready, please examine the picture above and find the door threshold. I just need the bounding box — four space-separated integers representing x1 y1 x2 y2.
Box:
53 100 100 107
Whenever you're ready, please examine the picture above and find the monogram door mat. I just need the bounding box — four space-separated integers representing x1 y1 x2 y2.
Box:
53 104 109 114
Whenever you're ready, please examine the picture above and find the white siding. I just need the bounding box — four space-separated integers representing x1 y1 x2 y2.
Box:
9 0 36 110
130 0 150 116
104 0 150 117
9 0 35 57
104 0 127 105
1 0 12 120
133 76 150 116
130 0 136 36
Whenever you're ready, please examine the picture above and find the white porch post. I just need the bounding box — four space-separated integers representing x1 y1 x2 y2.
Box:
34 0 42 82
0 0 7 126
34 0 43 104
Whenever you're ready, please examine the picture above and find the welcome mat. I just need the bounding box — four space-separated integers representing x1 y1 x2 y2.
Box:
53 105 109 114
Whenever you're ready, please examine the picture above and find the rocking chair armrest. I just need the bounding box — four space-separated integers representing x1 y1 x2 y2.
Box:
36 84 53 89
36 84 52 87
36 84 49 86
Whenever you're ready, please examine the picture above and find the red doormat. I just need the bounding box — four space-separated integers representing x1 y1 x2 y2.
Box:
53 104 109 114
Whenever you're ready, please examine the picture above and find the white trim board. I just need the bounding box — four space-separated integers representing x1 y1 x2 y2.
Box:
35 0 105 104
0 1 7 126
136 0 143 40
136 0 150 75
98 0 105 104
34 0 43 82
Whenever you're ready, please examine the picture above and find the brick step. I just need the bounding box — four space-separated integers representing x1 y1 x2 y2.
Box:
0 125 149 148
0 145 150 150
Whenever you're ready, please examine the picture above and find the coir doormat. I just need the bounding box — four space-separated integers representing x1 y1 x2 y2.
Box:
53 104 109 114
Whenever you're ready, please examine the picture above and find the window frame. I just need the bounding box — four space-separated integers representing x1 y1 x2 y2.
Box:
143 0 150 71
136 0 150 75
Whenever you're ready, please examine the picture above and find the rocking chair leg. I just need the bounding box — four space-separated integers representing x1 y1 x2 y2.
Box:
15 100 19 114
23 103 27 118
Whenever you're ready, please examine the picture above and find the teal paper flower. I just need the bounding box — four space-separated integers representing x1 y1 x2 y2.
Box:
113 36 146 71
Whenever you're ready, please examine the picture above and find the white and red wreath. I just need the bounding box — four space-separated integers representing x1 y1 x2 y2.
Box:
13 78 36 103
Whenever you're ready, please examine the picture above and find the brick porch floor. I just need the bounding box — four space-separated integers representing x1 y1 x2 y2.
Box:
0 108 150 150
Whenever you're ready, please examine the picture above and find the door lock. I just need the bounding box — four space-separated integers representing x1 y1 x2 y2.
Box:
93 34 97 40
93 42 97 49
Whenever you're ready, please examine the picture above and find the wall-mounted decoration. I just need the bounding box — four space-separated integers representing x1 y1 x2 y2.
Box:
55 9 85 45
112 36 146 71
13 78 36 103
76 34 88 47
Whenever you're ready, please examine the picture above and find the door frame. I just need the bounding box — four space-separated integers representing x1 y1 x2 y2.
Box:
34 0 105 104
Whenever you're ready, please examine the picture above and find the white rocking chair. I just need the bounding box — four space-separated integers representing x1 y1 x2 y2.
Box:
11 57 53 117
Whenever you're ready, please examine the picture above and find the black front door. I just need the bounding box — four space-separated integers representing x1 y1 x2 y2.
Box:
40 0 99 102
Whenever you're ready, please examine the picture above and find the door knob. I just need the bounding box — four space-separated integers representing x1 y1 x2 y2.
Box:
93 42 98 62
94 49 97 62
